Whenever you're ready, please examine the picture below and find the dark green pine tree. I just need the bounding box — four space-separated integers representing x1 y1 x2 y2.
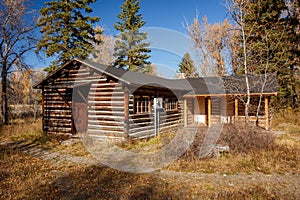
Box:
177 53 199 78
36 0 102 73
114 0 151 73
240 0 298 108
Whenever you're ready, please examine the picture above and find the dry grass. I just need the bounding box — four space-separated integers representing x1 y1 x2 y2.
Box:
0 150 298 199
167 124 299 174
182 124 275 157
116 132 176 153
272 108 300 135
0 118 43 141
0 117 299 199
0 118 61 151
55 142 91 157
169 138 299 175
0 118 90 157
2 118 297 175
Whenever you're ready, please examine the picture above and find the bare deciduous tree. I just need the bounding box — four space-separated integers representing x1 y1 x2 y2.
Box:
0 0 37 124
186 15 234 76
225 0 251 125
93 26 116 66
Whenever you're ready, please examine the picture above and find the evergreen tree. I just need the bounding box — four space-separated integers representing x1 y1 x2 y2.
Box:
114 0 151 73
230 0 299 108
286 0 300 108
177 53 199 78
36 0 102 73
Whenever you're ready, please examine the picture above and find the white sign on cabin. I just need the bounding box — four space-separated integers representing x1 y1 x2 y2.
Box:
153 98 163 109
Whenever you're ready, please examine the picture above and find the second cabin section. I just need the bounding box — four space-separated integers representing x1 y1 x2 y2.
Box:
182 75 277 130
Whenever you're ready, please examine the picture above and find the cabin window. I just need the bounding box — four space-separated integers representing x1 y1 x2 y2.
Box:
164 98 178 111
134 96 151 113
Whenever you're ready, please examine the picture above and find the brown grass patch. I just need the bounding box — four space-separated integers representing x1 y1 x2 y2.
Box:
0 118 43 141
116 132 176 153
0 150 298 199
0 118 299 199
168 125 299 174
272 109 300 135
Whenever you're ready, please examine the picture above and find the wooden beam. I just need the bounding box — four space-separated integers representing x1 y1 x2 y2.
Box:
235 98 239 123
42 89 45 134
191 98 194 123
77 90 89 105
184 92 277 98
148 100 151 112
124 89 129 135
265 97 269 131
207 97 211 127
184 98 187 127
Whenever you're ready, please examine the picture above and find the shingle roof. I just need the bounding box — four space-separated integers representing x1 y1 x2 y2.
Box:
184 73 278 96
34 58 278 96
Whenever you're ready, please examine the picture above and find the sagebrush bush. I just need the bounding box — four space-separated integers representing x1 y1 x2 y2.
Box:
183 124 275 159
219 124 275 153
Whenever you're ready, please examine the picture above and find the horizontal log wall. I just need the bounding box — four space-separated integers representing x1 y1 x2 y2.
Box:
226 97 234 116
43 64 104 136
43 87 73 136
88 78 126 140
128 91 183 139
211 97 221 116
211 97 235 124
128 110 182 139
186 98 193 126
237 116 266 127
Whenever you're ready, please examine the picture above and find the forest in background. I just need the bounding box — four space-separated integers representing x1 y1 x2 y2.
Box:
0 0 299 124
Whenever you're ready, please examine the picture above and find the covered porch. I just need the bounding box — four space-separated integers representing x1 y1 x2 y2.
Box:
183 94 276 130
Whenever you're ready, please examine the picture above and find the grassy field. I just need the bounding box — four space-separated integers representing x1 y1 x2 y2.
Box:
0 112 299 199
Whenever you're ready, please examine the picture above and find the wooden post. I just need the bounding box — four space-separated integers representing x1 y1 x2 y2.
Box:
192 98 194 124
235 98 239 123
124 90 129 136
148 99 151 112
42 89 45 134
265 97 269 131
207 97 211 127
184 98 187 127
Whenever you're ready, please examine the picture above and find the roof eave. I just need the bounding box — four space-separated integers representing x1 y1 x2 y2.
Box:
33 58 132 89
183 92 278 98
32 59 77 89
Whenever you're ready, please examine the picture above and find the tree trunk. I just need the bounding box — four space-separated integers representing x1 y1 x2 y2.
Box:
255 73 268 126
1 63 8 124
241 20 250 127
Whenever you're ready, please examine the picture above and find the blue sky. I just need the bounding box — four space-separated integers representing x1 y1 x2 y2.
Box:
31 0 229 77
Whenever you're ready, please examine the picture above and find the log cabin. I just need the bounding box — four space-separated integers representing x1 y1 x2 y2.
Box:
34 58 277 140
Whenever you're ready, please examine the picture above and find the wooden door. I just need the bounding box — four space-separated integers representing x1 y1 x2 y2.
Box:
73 102 88 134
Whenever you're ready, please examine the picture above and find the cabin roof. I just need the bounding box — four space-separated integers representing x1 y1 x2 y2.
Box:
34 58 278 96
184 74 278 97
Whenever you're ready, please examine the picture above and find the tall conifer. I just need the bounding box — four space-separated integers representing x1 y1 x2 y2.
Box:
114 0 151 73
177 53 199 78
36 0 102 73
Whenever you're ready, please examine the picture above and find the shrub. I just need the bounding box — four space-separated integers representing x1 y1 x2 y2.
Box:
183 124 275 159
219 124 275 153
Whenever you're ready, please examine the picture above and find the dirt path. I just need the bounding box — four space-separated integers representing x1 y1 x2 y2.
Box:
0 140 98 166
1 139 299 199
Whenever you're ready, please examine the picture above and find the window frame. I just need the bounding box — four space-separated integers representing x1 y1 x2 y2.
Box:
133 95 151 114
164 98 178 111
